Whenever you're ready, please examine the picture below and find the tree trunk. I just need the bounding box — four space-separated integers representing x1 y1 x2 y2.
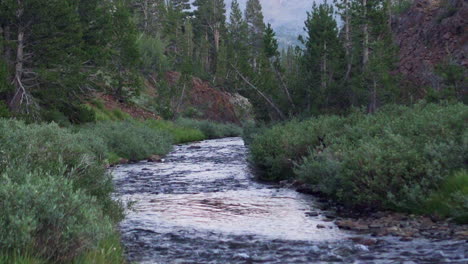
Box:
271 61 295 110
10 24 26 111
322 41 327 93
344 0 352 82
362 0 369 69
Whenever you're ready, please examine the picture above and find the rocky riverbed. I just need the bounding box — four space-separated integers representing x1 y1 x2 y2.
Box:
113 138 467 264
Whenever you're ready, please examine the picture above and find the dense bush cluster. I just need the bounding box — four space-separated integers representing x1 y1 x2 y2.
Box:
249 103 468 218
0 120 120 262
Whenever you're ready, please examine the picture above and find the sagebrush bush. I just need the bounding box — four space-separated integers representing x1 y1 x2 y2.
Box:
0 168 113 262
251 103 468 213
0 119 123 262
176 118 242 139
0 120 114 210
81 120 172 161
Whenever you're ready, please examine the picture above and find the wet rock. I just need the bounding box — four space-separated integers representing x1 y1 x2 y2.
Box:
142 168 150 171
349 237 378 246
400 237 413 242
188 146 202 150
306 211 319 217
148 155 162 162
316 224 326 229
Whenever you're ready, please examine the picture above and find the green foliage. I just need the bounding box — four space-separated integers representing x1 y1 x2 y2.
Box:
249 116 347 181
251 103 468 214
145 119 205 144
86 102 131 122
392 0 413 14
0 119 122 262
80 121 172 161
429 60 467 103
0 169 113 262
420 170 468 224
176 118 243 139
0 102 10 118
137 33 171 73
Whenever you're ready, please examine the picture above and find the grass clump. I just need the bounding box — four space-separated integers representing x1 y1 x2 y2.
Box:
176 118 242 139
249 103 468 218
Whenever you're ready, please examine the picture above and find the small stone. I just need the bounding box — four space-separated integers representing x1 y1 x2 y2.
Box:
142 168 150 171
317 224 326 229
400 237 413 242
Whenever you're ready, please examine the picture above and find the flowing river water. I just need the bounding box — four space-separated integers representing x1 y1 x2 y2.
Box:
113 138 467 264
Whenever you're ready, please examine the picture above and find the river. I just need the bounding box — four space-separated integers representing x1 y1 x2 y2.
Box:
113 137 466 264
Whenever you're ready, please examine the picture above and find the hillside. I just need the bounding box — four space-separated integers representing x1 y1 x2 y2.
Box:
394 0 467 97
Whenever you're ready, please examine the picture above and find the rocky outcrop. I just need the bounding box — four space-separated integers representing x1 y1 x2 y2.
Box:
164 71 253 124
394 0 467 96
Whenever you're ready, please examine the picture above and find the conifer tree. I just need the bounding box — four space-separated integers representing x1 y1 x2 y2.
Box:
245 0 265 70
192 0 226 74
299 2 345 114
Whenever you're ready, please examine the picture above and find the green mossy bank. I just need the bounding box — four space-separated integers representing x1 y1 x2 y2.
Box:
247 103 468 223
0 118 241 264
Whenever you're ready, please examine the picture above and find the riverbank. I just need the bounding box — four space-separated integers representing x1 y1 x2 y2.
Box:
0 118 241 264
247 102 468 223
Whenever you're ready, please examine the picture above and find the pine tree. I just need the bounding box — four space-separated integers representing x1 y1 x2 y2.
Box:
192 0 226 74
245 0 265 70
299 2 345 114
226 0 249 91
263 23 279 59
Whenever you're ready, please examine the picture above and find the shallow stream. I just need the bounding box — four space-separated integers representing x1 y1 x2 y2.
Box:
113 138 466 264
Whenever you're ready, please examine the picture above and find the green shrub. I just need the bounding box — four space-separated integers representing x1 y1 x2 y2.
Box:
420 170 468 224
249 115 349 181
252 103 468 212
0 167 113 262
0 121 115 212
176 118 242 139
81 121 172 161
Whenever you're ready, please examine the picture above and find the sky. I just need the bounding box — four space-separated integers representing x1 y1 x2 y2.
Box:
223 0 325 47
